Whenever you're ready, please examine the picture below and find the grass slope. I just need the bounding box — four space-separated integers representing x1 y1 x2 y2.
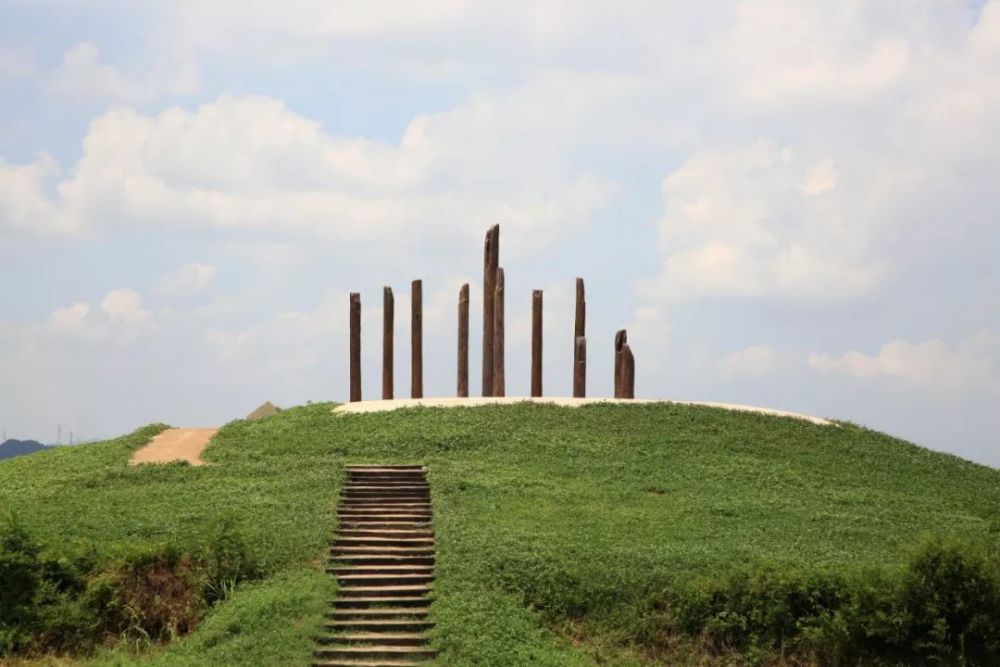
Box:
2 402 999 665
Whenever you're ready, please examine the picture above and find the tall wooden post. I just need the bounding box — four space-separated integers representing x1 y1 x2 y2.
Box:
411 279 423 398
457 283 469 397
531 290 543 397
349 292 361 402
482 225 499 396
573 336 586 398
621 343 635 399
614 329 627 399
492 268 505 397
382 287 394 400
573 278 586 397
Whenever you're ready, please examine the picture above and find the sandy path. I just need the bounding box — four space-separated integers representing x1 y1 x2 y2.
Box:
333 396 833 426
131 428 218 466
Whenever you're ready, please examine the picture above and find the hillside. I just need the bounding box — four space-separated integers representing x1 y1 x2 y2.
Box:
0 439 48 461
1 402 999 666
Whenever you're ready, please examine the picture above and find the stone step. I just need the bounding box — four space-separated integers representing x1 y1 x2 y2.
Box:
312 660 426 667
325 619 433 631
337 529 433 539
338 585 432 598
345 464 426 470
318 632 429 647
334 537 434 547
337 523 431 532
328 608 430 620
332 596 432 609
337 573 434 587
329 565 434 576
332 547 435 557
345 477 428 484
314 646 436 661
339 503 429 508
331 555 435 566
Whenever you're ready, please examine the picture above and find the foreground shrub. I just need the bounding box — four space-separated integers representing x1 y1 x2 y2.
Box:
668 540 1000 665
0 515 263 657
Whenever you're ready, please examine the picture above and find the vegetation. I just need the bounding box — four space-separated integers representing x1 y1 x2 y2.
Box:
2 402 999 665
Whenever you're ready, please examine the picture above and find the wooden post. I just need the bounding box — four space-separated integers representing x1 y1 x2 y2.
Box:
411 279 423 398
482 225 499 396
457 283 469 397
614 329 627 398
349 292 361 402
382 287 394 400
573 278 586 397
573 336 586 398
531 289 543 397
492 268 505 397
621 343 635 399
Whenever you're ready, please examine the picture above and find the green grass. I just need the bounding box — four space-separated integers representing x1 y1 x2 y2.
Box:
2 402 999 665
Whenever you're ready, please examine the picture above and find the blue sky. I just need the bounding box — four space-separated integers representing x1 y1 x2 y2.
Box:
1 1 998 465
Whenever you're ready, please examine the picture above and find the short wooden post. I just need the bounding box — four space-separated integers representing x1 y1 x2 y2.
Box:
457 283 469 397
382 287 394 400
531 289 543 397
492 268 505 397
573 278 586 397
349 292 361 402
614 329 627 398
573 336 586 398
411 279 423 398
482 225 499 396
621 343 635 399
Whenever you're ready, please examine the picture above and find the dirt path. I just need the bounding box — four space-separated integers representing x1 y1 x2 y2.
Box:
131 427 217 466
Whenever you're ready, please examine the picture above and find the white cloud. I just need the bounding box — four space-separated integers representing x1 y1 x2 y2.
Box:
719 345 777 377
155 262 217 296
49 42 200 104
801 159 838 196
638 142 880 302
808 334 1000 394
0 90 611 251
100 289 153 325
0 154 74 236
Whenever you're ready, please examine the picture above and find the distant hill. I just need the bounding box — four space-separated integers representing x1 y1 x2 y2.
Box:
0 438 48 460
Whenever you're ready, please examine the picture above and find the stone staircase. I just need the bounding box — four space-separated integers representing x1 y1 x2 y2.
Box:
314 464 437 666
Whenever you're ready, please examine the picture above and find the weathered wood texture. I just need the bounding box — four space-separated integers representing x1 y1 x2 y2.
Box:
457 283 470 397
382 287 394 400
349 292 361 402
621 343 635 399
411 279 423 399
614 329 627 398
482 225 499 396
531 289 543 397
573 278 586 397
492 268 505 397
573 336 587 398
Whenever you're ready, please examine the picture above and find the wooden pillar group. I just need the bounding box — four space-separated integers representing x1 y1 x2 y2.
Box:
457 283 469 397
493 268 505 396
573 277 586 397
382 287 394 400
349 292 361 402
531 289 543 397
411 279 423 398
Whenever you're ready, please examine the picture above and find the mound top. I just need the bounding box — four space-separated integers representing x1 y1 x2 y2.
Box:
332 396 834 426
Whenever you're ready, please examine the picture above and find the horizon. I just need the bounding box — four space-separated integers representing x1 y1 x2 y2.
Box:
1 1 998 465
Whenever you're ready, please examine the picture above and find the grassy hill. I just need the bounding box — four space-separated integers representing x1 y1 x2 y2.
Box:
2 402 999 666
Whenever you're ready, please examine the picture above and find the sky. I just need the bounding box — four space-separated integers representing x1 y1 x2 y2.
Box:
0 1 998 465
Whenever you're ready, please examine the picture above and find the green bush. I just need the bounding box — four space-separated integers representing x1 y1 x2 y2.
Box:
665 540 1000 665
0 514 264 658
